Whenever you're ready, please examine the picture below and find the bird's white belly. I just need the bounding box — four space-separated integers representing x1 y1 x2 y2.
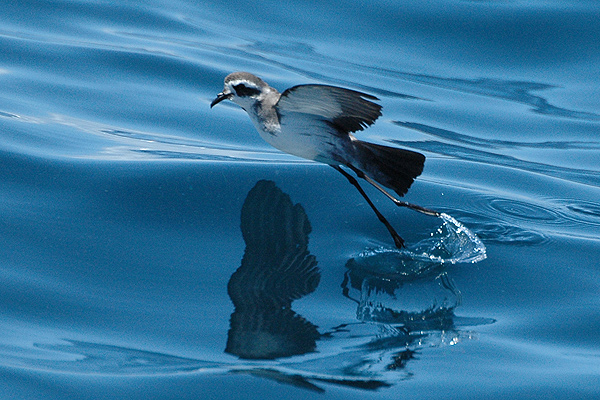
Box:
252 116 342 165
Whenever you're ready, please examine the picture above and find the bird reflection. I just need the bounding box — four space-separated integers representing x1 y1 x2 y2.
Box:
226 180 320 359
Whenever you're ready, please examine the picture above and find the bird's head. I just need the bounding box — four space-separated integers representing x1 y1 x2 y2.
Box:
211 72 272 110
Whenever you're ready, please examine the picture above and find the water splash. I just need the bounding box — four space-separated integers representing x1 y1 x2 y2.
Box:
352 213 486 278
421 213 487 264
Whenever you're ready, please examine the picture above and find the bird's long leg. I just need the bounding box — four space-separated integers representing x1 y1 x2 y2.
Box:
332 165 405 249
345 164 441 217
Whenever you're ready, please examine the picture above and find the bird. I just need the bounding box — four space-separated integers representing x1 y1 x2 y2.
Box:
211 72 438 248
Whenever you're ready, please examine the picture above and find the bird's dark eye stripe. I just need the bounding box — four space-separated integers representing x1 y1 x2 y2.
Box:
233 84 261 97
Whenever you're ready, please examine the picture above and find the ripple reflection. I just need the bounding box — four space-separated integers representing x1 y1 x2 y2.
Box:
562 200 600 227
489 198 562 222
439 192 600 244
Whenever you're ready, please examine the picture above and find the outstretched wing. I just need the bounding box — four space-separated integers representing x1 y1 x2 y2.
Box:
276 85 382 134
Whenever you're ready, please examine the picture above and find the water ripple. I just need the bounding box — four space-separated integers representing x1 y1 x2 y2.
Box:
388 75 600 121
559 200 600 227
449 212 551 247
443 194 600 244
0 111 300 162
391 121 600 188
489 198 561 223
394 121 600 151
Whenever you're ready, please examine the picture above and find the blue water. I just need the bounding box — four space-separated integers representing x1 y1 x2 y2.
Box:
1 1 599 398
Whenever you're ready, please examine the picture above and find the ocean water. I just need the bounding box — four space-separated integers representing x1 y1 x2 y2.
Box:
1 1 599 398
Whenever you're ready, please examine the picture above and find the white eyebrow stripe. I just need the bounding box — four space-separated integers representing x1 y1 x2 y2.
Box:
228 80 260 89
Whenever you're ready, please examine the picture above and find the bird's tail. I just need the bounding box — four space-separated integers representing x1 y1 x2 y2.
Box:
352 140 425 197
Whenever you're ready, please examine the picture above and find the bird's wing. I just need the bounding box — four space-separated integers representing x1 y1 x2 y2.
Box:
276 85 382 134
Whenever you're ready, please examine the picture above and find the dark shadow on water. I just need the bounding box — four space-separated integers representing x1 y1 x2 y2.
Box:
226 180 321 359
223 179 393 391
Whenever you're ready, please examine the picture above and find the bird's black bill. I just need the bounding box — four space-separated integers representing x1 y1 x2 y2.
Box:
210 92 232 108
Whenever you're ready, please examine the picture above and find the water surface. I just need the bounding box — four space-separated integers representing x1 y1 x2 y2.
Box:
1 1 599 399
